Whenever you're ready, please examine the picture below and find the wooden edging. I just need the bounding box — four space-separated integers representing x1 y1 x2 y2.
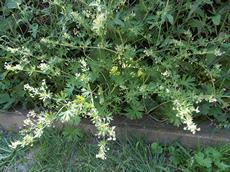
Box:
0 110 230 147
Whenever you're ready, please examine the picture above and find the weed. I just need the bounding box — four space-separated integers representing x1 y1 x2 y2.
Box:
0 0 230 158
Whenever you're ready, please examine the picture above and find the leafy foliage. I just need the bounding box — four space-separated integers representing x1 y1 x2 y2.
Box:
0 0 230 158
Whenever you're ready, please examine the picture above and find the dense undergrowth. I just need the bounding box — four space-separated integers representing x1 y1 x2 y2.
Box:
0 0 230 158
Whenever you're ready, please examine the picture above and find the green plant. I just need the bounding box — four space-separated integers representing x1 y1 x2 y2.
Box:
2 129 230 172
0 131 27 171
0 0 230 158
168 143 230 171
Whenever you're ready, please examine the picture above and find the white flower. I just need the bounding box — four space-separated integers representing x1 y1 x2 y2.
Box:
214 49 224 56
161 70 171 77
96 141 107 160
92 12 107 35
75 73 81 77
173 99 200 134
4 62 12 70
208 96 217 103
143 49 154 56
10 141 21 149
4 62 23 71
38 63 49 71
194 107 200 113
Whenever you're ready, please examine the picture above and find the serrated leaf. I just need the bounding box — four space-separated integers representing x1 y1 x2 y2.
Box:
126 102 144 119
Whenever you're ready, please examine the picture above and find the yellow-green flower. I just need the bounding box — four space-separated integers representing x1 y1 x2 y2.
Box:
137 69 145 79
75 95 85 104
110 66 120 76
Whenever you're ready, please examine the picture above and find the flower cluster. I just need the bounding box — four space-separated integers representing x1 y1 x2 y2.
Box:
24 80 52 106
173 99 200 134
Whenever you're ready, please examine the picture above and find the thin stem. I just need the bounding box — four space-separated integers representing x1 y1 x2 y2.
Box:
147 100 171 114
59 42 117 54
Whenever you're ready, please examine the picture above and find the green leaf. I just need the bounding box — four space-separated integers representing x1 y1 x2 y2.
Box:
0 74 3 81
166 14 174 25
69 115 81 125
139 0 148 12
204 147 221 160
0 93 11 104
0 93 15 109
195 152 212 168
63 127 83 142
205 106 227 123
151 142 163 154
0 17 14 34
30 23 38 38
114 17 124 26
126 102 144 119
5 0 22 9
199 103 210 115
211 15 221 26
215 161 229 171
